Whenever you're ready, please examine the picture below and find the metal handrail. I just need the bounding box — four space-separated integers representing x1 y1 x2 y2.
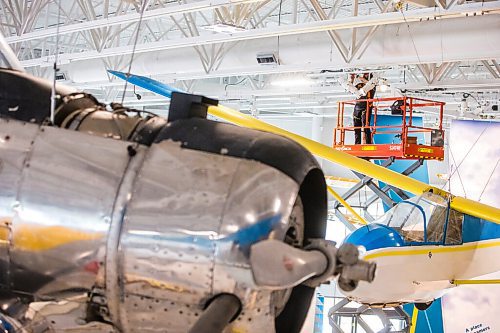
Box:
334 96 445 146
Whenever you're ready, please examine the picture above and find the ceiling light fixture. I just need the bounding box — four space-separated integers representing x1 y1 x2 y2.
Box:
379 84 389 92
271 77 314 88
202 23 246 34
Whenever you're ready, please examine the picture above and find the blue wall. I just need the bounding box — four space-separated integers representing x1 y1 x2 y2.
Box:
372 115 430 207
404 300 444 333
375 115 442 333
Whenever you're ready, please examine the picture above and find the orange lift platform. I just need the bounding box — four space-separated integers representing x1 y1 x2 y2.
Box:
333 96 446 160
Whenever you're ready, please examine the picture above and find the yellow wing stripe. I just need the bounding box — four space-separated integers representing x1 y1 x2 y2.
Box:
207 105 500 224
410 306 418 333
363 240 500 261
452 279 500 285
0 228 8 244
10 225 103 251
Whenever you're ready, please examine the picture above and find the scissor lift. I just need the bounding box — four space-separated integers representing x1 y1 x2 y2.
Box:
334 96 445 160
328 297 409 333
327 97 446 331
330 96 446 226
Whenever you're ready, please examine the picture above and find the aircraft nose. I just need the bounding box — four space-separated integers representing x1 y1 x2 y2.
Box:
344 223 405 251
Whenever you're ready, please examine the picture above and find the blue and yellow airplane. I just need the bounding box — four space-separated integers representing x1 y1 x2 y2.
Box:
109 70 500 310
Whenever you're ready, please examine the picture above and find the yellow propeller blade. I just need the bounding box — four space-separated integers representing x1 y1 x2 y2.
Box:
207 105 500 224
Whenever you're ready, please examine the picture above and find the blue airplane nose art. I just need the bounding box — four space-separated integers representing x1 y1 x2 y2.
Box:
344 223 405 251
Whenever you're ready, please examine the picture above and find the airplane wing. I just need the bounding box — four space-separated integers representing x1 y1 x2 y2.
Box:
108 70 500 224
107 70 182 98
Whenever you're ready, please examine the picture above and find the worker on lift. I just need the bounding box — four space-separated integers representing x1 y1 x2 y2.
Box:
339 73 385 144
353 73 376 144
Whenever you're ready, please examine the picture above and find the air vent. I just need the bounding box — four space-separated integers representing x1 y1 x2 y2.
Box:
256 53 277 65
55 72 67 81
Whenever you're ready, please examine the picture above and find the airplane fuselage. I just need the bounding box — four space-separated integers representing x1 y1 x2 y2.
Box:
346 238 500 306
343 193 500 307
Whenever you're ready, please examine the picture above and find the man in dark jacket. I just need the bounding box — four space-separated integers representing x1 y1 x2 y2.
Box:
353 73 376 144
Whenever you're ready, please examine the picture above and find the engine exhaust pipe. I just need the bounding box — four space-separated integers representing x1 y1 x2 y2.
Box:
188 294 242 333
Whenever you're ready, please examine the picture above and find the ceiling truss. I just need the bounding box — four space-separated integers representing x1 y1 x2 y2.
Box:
0 0 499 120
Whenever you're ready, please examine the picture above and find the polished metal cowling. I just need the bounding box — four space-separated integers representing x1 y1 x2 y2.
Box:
0 118 300 333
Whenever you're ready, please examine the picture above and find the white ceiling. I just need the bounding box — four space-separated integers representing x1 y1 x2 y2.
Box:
1 0 499 123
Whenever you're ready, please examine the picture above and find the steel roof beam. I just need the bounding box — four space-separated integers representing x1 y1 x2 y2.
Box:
5 0 265 44
19 1 500 68
482 60 500 79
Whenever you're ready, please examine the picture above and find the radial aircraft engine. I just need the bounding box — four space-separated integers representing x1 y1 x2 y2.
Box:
0 68 375 333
